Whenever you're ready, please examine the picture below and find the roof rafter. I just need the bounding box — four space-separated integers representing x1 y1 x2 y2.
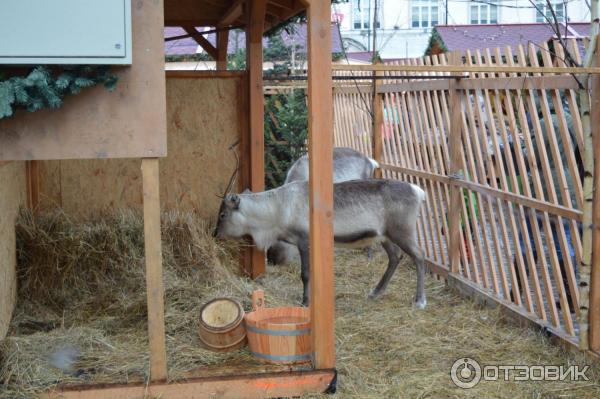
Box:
182 25 218 59
219 0 244 26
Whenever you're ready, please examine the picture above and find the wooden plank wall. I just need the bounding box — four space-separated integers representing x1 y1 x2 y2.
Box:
0 162 26 339
34 75 244 221
333 39 589 350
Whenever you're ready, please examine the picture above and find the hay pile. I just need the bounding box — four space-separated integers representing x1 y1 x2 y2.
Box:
1 210 291 398
307 250 600 398
2 209 600 398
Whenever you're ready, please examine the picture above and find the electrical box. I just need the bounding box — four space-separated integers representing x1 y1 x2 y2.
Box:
0 0 132 65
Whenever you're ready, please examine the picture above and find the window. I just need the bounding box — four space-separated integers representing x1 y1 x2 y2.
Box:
411 0 439 29
536 1 565 22
470 0 498 24
352 0 382 30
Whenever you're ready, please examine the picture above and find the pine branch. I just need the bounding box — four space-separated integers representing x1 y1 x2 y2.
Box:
0 65 119 120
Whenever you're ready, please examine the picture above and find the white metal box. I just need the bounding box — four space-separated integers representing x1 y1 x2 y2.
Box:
0 0 132 64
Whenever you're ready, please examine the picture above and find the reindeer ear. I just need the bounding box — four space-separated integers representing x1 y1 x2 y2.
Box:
229 194 241 209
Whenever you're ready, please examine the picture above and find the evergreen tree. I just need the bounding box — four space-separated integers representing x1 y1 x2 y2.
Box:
264 89 308 189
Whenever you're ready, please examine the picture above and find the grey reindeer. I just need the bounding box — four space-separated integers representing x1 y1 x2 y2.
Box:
215 170 428 308
267 147 380 265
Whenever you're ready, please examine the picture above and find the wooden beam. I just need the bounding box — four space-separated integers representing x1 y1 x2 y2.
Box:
217 28 230 71
306 0 335 370
332 64 600 74
266 3 286 20
26 160 40 210
590 38 600 352
183 26 218 60
371 64 383 178
166 70 246 79
41 370 336 399
165 19 225 27
236 72 253 278
425 259 450 278
220 0 244 26
246 0 267 279
372 75 581 94
269 0 297 11
141 158 168 382
380 163 583 221
447 53 463 275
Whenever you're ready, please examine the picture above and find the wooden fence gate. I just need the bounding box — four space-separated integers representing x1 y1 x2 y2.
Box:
333 39 600 356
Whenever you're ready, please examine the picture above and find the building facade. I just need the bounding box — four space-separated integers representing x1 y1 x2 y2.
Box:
332 0 591 58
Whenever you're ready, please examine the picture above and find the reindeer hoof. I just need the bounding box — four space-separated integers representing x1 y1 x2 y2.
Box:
413 298 427 310
368 290 381 300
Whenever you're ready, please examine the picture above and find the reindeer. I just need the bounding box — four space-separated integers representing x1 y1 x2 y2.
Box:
267 147 380 265
214 155 427 307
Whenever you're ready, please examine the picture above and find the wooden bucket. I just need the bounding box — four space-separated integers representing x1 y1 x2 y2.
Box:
198 298 247 352
244 290 312 364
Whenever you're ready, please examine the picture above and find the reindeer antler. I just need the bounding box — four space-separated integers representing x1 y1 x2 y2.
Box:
216 139 241 199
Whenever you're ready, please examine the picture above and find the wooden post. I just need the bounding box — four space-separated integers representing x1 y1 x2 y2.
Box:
372 64 383 178
141 158 168 381
579 4 599 350
237 72 253 277
590 38 600 352
245 0 267 278
216 28 229 71
306 0 336 370
25 160 40 210
447 51 463 274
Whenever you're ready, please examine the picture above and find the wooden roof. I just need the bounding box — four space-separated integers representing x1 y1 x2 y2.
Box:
164 0 306 31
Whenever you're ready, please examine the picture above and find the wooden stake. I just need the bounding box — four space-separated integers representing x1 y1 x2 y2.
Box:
447 52 463 274
141 158 168 382
306 0 335 370
217 27 229 71
246 0 267 279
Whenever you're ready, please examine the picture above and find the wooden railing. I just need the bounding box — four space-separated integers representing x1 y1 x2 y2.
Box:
333 39 600 354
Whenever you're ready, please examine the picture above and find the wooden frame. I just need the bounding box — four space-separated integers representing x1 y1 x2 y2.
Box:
332 39 598 355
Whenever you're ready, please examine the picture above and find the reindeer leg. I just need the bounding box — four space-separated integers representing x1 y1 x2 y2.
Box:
298 241 310 306
390 230 426 309
369 240 401 300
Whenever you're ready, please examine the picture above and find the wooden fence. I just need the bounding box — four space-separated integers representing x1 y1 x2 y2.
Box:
333 39 600 355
